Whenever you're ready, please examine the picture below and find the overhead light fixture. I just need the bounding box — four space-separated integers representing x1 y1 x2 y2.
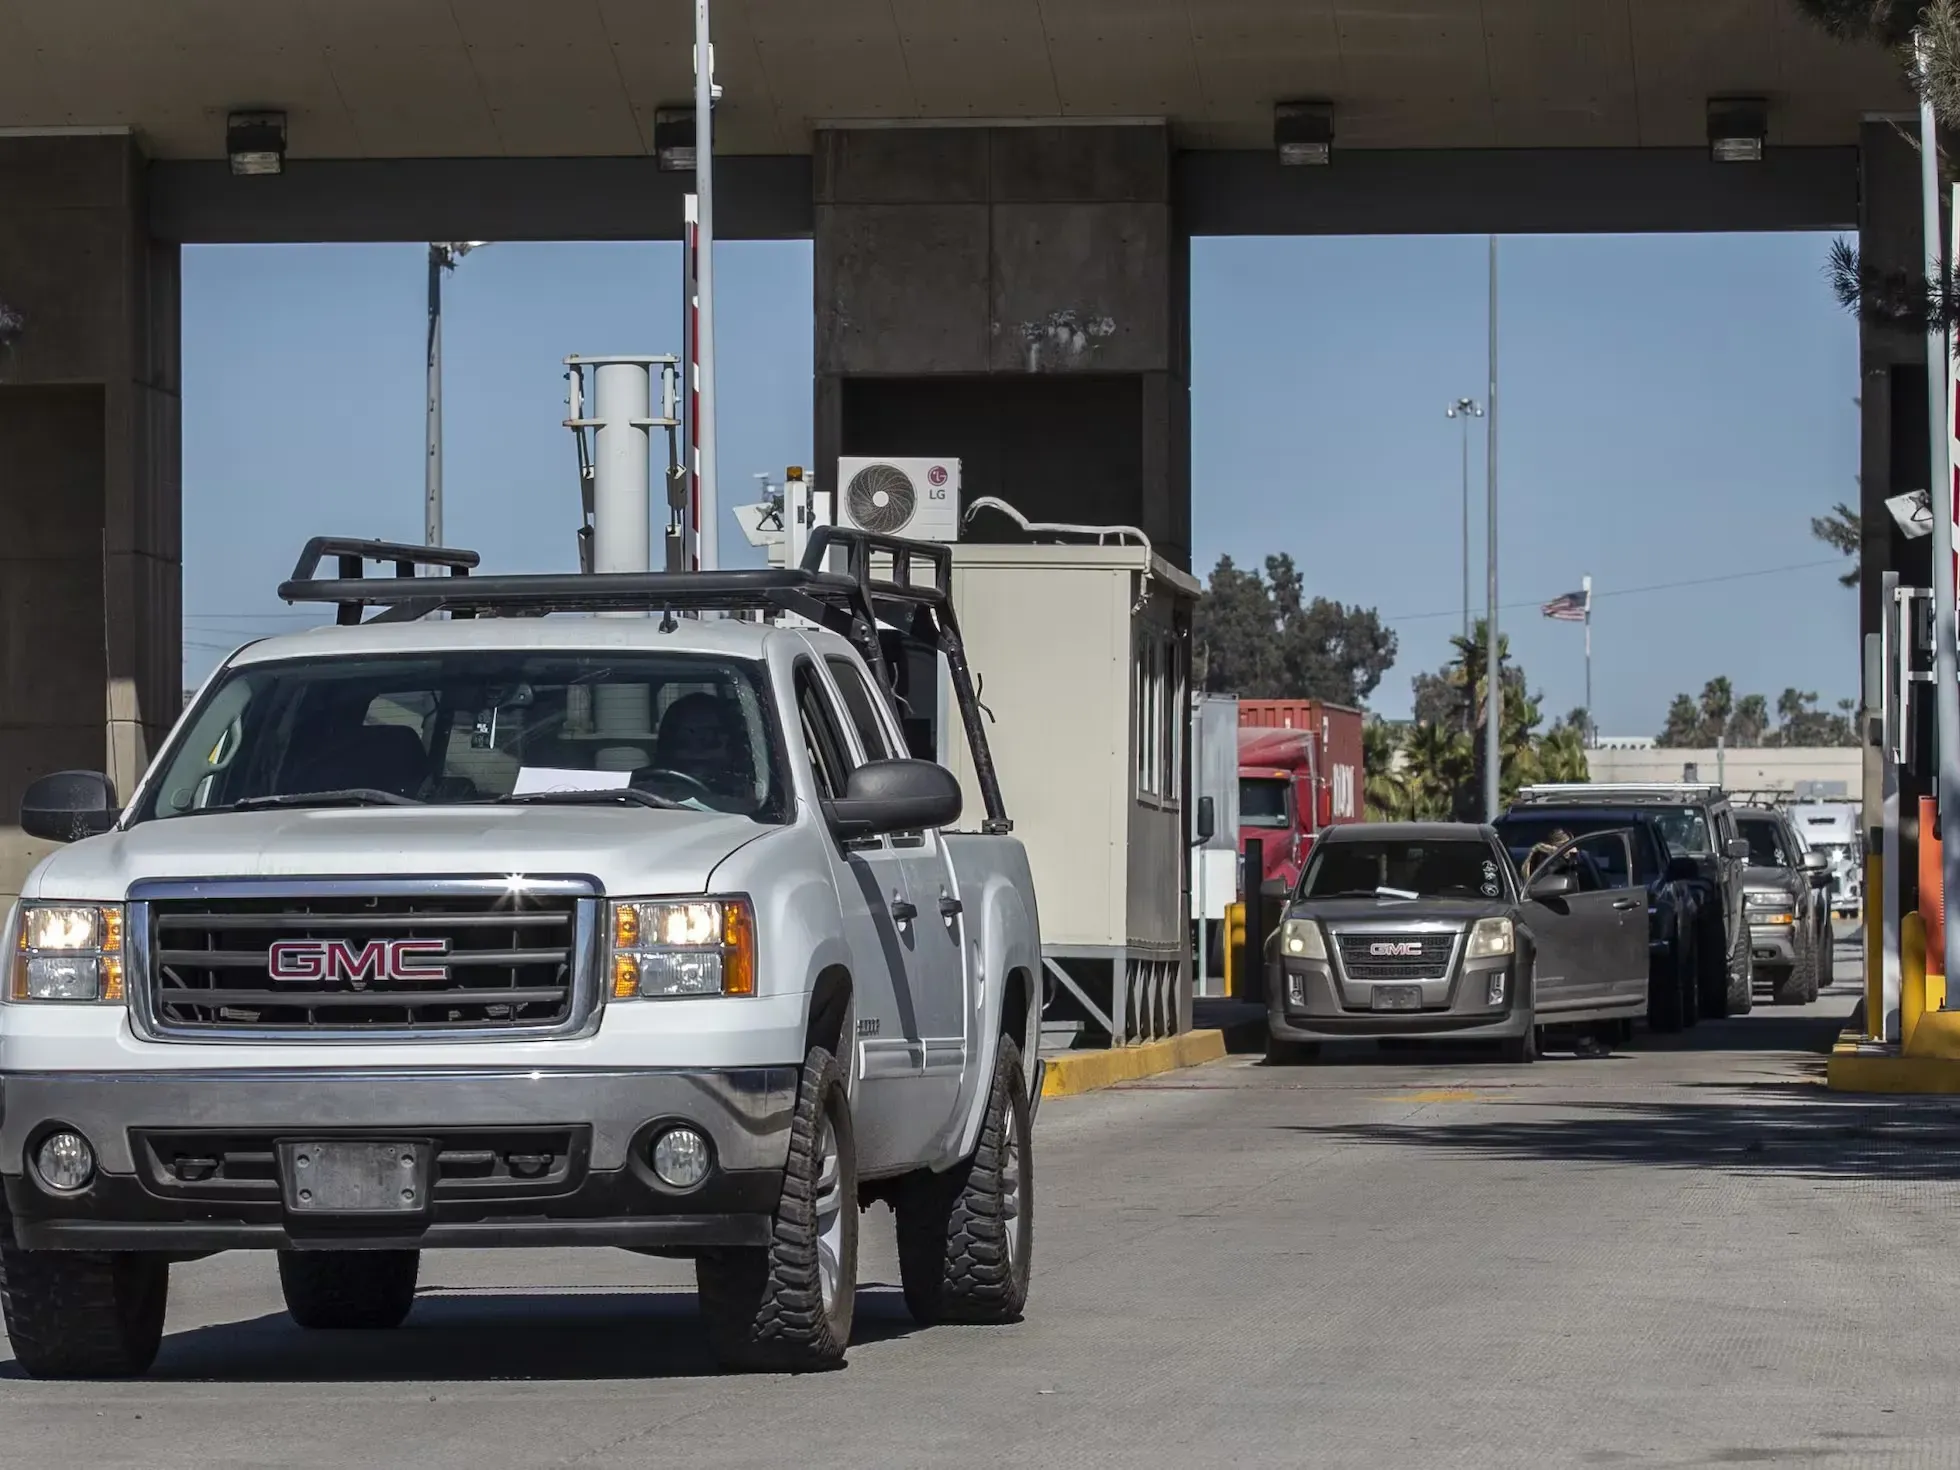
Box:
1274 101 1335 166
227 110 287 176
1707 97 1767 163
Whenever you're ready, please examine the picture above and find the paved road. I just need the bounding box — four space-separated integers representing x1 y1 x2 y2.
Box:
7 939 1950 1468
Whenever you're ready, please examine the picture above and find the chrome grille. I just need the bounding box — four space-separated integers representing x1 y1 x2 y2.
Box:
1336 932 1457 981
136 883 595 1039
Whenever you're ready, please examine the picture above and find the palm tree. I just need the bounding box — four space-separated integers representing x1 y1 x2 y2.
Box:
1362 721 1409 821
1399 721 1472 820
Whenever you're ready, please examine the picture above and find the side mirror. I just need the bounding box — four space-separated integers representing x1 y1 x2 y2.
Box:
20 770 121 844
827 758 961 840
1665 856 1702 884
1529 871 1579 899
1194 795 1216 845
1802 850 1829 873
1726 839 1751 861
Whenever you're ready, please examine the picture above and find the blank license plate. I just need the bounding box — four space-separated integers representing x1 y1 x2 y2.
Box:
1371 985 1422 1011
281 1141 430 1214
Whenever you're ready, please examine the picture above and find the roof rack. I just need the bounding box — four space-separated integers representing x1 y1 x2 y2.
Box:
275 527 1009 833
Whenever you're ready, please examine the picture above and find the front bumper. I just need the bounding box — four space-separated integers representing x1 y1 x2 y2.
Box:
1267 956 1528 1043
1747 923 1799 968
0 1066 795 1253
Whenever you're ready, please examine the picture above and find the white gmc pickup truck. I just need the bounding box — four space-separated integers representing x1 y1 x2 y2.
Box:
0 531 1042 1378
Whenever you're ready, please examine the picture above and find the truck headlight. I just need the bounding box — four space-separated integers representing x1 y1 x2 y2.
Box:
1279 918 1325 962
12 904 125 1003
1466 917 1514 960
610 899 755 999
1746 891 1785 908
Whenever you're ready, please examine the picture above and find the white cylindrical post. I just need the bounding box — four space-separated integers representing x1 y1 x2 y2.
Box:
693 0 720 570
591 361 652 759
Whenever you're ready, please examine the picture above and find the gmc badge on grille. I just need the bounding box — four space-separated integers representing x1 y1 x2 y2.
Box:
268 938 452 988
1368 942 1425 957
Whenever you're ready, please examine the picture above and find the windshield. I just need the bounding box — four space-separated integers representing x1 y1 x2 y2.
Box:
138 651 790 824
1736 816 1791 868
1240 777 1290 829
1299 838 1506 902
1651 807 1713 858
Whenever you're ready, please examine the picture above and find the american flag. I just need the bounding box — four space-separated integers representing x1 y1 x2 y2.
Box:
1541 589 1589 622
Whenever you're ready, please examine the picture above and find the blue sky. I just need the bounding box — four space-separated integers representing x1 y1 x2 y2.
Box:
183 231 1859 736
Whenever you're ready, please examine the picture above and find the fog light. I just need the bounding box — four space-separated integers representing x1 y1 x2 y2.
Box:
1287 973 1306 1006
1488 973 1507 1006
651 1127 710 1188
35 1130 93 1192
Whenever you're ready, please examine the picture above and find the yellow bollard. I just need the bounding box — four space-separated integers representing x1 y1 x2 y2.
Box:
1224 902 1246 1000
1902 910 1927 1051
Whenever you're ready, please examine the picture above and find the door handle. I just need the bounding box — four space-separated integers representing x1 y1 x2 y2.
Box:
1612 897 1639 910
939 896 963 918
890 898 919 923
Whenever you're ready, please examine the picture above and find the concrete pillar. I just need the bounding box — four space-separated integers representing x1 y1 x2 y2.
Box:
1858 120 1935 921
814 124 1190 568
0 134 180 905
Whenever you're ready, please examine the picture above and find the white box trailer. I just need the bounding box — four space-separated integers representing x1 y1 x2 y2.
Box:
938 542 1201 1046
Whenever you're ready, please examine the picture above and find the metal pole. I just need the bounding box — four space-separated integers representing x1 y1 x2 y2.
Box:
1484 236 1502 821
1919 32 1960 995
1460 414 1471 646
693 0 720 570
425 245 443 547
1583 573 1594 748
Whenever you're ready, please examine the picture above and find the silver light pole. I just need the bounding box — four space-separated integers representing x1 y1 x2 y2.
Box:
1484 236 1502 822
1447 398 1483 648
692 0 720 570
425 241 488 547
1917 31 1960 991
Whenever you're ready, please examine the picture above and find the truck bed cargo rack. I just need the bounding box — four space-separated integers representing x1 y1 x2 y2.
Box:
1512 782 1727 805
275 529 1009 832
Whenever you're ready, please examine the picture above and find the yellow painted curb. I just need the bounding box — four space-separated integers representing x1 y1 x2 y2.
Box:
1041 1029 1227 1099
1827 1027 1960 1093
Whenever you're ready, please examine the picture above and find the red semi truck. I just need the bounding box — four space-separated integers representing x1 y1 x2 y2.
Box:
1237 699 1364 893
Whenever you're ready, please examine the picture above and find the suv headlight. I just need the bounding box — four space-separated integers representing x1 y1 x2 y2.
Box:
12 904 125 1003
1279 918 1326 962
610 899 756 999
1746 891 1784 908
1467 917 1514 960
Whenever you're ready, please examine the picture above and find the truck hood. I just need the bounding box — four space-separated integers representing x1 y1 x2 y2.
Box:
1287 895 1514 926
24 805 776 901
1743 866 1801 896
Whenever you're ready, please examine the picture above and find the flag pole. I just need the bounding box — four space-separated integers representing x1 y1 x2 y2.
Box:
1582 573 1593 749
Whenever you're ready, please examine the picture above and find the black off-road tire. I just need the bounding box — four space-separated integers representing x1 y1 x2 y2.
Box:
697 1046 856 1372
1499 1023 1537 1064
1679 925 1702 1028
1697 910 1733 1018
1263 1032 1319 1065
0 1215 168 1378
1647 940 1686 1034
1727 945 1755 1016
277 1249 420 1330
897 1036 1034 1327
1818 922 1836 989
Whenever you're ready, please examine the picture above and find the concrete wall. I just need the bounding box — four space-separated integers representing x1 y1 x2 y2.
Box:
0 134 180 904
1585 746 1862 798
813 124 1190 568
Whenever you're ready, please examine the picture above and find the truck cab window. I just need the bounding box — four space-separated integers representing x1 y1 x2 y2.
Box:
1240 777 1290 829
794 666 853 803
826 656 894 761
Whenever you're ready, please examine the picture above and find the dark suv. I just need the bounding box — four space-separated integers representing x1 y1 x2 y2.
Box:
1494 803 1703 1031
1509 784 1755 1020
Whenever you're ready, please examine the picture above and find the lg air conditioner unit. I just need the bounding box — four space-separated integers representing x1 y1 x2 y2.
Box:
834 457 961 542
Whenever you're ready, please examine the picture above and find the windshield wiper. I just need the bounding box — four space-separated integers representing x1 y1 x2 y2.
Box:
229 789 425 811
497 788 685 812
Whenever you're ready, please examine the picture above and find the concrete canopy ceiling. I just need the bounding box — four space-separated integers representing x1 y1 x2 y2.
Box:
0 0 1912 159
